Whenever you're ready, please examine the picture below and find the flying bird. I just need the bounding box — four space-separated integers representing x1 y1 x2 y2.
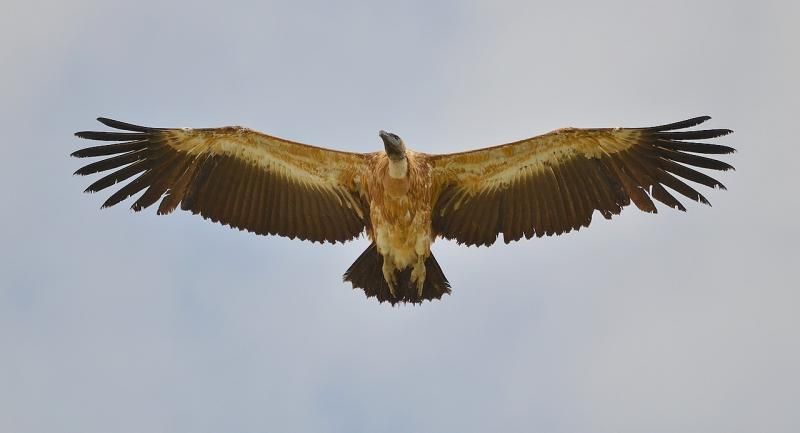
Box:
73 116 734 304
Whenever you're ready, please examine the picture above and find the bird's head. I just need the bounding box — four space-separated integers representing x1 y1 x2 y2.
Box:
379 130 406 161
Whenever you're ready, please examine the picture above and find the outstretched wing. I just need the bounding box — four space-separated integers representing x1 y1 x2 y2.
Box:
429 116 735 246
73 118 369 243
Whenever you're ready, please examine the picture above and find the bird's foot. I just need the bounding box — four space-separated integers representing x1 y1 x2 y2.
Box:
411 259 426 298
382 261 398 299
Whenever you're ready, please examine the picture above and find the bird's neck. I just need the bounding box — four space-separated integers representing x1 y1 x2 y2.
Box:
388 157 408 179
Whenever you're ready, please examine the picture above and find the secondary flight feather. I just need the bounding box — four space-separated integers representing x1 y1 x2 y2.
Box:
73 116 734 304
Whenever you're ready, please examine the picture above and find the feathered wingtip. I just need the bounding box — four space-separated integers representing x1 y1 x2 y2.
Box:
644 115 713 131
95 117 158 132
634 115 736 209
72 117 160 158
643 115 736 155
71 117 168 208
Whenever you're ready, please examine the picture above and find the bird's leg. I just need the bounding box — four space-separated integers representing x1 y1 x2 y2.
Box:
382 260 397 298
411 257 427 298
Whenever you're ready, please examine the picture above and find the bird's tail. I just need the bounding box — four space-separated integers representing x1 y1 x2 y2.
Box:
343 243 451 305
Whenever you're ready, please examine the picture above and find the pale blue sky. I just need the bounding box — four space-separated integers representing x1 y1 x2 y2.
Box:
1 1 798 432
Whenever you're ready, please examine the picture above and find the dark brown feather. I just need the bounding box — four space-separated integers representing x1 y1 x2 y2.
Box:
71 140 149 158
157 160 197 215
654 139 735 155
96 117 157 132
250 167 266 233
656 147 735 171
660 159 726 190
653 129 732 141
651 183 686 211
655 168 710 205
611 157 657 213
645 116 711 131
552 164 579 230
84 160 149 193
537 168 559 236
236 163 256 230
131 153 184 211
560 159 591 227
510 177 527 241
102 169 156 208
285 177 298 240
74 131 148 142
519 175 536 240
74 149 149 175
574 158 608 217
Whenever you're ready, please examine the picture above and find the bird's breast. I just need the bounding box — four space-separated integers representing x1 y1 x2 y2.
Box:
382 174 411 197
366 154 436 268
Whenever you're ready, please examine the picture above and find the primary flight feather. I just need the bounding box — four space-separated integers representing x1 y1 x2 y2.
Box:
73 116 734 304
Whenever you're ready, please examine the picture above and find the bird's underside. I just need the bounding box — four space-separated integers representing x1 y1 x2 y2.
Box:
73 116 735 305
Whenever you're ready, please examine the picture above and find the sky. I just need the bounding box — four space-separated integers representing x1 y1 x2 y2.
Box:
1 0 798 432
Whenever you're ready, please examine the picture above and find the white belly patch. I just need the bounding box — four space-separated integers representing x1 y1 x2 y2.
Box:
374 210 431 270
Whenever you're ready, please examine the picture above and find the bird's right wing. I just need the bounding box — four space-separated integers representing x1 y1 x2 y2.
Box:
73 118 369 243
428 116 735 246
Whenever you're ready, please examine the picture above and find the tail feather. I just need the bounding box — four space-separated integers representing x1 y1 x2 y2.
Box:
343 243 451 305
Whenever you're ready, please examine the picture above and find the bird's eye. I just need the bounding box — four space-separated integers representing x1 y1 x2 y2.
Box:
390 133 399 140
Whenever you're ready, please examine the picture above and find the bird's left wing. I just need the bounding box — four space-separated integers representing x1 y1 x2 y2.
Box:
73 118 369 243
428 116 734 246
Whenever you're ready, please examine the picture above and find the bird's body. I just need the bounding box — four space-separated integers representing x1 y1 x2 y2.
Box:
73 116 735 305
365 150 436 297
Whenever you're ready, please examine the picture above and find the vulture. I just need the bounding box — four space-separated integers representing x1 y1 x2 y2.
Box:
73 116 734 304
